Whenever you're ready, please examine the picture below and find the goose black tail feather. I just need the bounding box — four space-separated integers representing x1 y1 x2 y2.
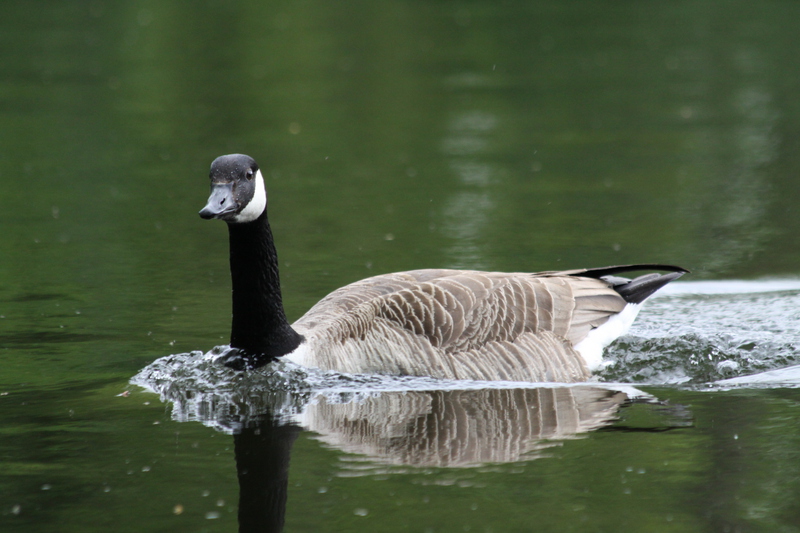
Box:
570 264 689 305
574 264 689 280
607 271 685 304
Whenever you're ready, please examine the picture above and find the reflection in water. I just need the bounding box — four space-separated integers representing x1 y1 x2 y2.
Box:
234 421 300 533
298 387 627 468
226 387 627 531
679 55 781 274
135 360 645 531
440 110 499 269
441 190 494 269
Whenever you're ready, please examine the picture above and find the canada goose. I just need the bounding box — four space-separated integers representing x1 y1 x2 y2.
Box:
199 154 686 382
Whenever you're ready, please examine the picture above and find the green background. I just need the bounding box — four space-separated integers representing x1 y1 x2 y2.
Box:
2 1 800 531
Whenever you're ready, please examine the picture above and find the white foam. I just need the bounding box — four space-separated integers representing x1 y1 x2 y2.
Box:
713 364 800 387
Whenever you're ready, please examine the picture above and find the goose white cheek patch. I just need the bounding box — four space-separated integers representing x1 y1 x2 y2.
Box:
234 169 267 223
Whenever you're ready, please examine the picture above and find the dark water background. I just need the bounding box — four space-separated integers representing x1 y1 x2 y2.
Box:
2 1 800 531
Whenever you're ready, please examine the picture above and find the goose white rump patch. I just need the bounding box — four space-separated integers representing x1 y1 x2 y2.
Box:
574 303 641 371
234 169 267 223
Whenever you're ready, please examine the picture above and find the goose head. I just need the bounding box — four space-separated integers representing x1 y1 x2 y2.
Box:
199 154 267 223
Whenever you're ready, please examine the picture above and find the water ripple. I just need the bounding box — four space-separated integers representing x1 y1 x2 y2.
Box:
603 280 800 387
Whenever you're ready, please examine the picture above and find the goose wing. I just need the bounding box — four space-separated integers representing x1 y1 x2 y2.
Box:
291 269 628 381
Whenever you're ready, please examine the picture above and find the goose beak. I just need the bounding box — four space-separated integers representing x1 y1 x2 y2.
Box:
199 182 236 220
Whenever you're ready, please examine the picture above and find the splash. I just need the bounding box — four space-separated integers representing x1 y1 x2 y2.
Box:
601 280 800 387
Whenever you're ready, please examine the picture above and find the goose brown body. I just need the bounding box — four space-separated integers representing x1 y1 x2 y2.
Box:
288 268 658 382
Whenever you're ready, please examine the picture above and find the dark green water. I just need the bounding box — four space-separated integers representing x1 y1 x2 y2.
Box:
2 1 800 531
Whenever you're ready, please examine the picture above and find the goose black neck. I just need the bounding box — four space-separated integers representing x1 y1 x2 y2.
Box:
227 210 302 366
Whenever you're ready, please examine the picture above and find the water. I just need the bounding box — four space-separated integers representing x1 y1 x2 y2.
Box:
603 281 800 385
3 0 800 531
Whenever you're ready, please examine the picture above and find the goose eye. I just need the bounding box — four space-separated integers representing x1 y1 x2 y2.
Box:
245 169 254 180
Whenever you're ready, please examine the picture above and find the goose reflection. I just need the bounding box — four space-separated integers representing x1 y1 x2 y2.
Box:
297 387 627 468
134 359 649 532
226 386 630 532
234 421 300 533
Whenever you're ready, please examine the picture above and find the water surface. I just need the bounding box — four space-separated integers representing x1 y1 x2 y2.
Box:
2 1 800 531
